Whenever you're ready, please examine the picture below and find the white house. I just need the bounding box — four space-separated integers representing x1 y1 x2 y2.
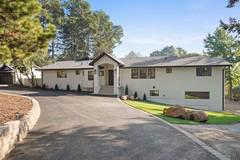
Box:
39 52 231 111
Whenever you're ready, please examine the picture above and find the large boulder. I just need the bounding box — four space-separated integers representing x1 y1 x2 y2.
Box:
120 95 128 100
163 106 187 119
189 111 208 122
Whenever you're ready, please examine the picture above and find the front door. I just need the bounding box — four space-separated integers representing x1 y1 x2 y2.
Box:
108 70 114 86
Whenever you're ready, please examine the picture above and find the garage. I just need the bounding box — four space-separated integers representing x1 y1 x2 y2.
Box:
0 65 14 84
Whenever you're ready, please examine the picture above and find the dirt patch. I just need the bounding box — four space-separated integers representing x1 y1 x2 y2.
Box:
0 93 32 124
225 99 240 115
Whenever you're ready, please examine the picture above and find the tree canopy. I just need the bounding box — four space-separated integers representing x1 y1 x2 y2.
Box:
149 46 187 57
204 27 240 63
204 27 240 100
59 0 123 60
0 0 55 85
125 51 142 58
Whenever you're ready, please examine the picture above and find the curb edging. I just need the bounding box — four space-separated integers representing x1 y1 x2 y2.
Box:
0 95 41 160
118 99 230 160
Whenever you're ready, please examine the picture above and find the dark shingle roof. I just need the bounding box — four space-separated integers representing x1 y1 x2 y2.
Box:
120 55 231 67
39 60 93 70
39 54 231 70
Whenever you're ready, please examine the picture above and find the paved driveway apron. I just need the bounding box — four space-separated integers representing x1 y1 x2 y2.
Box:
0 88 218 160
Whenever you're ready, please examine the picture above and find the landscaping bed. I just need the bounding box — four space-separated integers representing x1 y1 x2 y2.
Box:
0 93 32 124
123 100 240 125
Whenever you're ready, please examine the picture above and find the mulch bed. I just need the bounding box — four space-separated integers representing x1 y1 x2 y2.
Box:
0 93 32 124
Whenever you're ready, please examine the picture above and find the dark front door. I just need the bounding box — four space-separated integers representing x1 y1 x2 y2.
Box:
108 70 114 86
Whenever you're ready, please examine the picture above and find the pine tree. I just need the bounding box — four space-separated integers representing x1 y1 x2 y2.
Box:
0 0 55 85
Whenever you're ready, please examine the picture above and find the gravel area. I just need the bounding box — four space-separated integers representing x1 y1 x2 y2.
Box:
225 99 240 115
0 93 32 124
179 124 240 160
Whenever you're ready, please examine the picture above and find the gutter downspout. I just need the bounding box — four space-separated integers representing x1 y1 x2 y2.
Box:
222 67 226 111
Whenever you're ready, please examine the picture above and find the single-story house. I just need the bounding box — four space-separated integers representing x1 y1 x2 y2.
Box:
39 52 231 111
0 64 42 87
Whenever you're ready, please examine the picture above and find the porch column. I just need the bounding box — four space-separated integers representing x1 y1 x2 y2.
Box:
94 66 100 94
114 65 119 95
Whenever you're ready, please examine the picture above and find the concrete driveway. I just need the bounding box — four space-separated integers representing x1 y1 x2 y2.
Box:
0 87 218 160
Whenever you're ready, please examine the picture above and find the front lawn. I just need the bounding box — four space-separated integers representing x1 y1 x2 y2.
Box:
123 100 240 125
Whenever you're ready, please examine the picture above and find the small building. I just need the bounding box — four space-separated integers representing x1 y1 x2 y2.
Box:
39 52 231 111
0 64 42 87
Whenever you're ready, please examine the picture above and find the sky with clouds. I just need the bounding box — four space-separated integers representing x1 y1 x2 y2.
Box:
88 0 240 58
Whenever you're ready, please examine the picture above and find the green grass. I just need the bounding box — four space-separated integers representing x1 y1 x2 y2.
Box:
123 100 240 125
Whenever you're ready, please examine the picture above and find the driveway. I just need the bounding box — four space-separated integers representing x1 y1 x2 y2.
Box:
0 87 218 160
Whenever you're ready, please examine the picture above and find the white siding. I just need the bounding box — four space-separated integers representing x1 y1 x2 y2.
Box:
120 67 224 111
42 69 93 91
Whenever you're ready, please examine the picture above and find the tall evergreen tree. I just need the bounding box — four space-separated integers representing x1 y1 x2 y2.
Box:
0 0 55 85
39 0 64 59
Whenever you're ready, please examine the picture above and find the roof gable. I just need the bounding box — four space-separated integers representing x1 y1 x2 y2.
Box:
0 64 14 72
89 52 124 66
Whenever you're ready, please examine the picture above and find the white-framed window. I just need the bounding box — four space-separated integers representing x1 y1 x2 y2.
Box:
196 67 212 76
139 68 147 79
131 68 155 79
185 91 210 99
150 90 159 96
57 70 67 78
131 69 139 79
166 67 172 74
88 71 94 81
76 70 80 75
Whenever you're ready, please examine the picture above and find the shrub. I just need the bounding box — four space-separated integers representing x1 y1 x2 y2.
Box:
143 93 147 101
134 91 138 99
66 84 70 91
42 84 46 89
125 85 129 95
55 84 59 90
77 84 81 91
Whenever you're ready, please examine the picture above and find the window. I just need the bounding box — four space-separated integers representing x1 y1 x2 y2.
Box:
131 68 155 79
76 70 80 75
185 91 210 99
148 68 155 79
196 67 212 76
57 70 67 78
131 69 139 79
150 90 159 96
139 68 147 79
166 67 172 74
88 71 94 81
99 71 104 76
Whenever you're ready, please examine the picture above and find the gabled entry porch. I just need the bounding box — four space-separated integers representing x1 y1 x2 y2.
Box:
89 52 124 95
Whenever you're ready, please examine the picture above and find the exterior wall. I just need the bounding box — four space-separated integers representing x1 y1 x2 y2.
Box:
93 55 119 94
120 67 224 111
14 68 42 87
42 69 93 91
99 64 114 87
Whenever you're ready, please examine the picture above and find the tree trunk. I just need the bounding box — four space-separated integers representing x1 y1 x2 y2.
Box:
12 59 23 86
51 40 55 59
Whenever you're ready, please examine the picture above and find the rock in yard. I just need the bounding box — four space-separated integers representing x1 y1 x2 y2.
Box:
128 96 135 100
189 111 208 122
120 95 128 100
163 106 187 119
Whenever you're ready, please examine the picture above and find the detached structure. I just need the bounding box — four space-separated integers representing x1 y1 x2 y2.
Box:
0 64 41 87
39 52 231 111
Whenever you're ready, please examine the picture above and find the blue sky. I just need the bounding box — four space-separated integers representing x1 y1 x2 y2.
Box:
88 0 240 58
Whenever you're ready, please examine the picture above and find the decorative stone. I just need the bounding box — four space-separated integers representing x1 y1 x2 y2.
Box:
163 106 187 119
189 111 208 122
120 95 128 100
